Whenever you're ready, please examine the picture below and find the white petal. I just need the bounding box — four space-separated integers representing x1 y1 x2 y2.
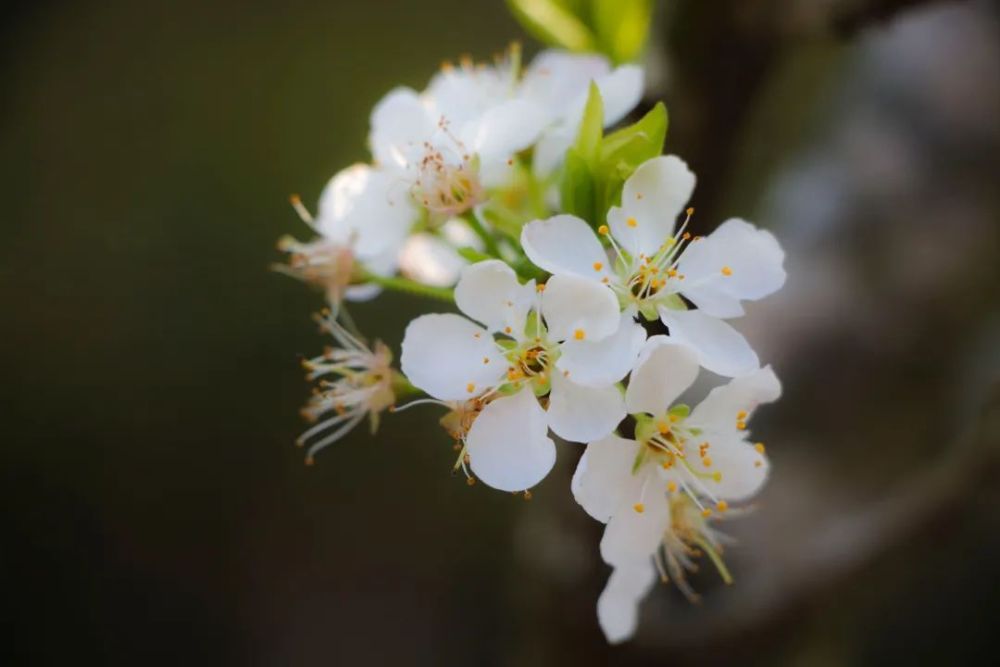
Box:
467 389 556 492
316 164 415 259
690 365 782 428
368 87 435 168
546 372 626 443
609 156 695 257
557 313 646 387
658 308 759 378
597 560 656 644
454 260 536 336
400 314 506 401
625 336 700 417
532 125 574 176
541 273 620 343
595 64 644 127
600 477 669 567
469 99 548 168
676 219 786 316
398 233 466 287
571 434 643 523
521 215 610 281
703 438 770 501
520 50 611 121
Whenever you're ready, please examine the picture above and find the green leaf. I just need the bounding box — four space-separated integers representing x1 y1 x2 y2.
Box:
506 0 596 52
559 149 595 222
592 0 654 63
574 82 605 166
599 102 668 165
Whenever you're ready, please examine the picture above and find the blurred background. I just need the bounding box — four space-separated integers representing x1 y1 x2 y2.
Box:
2 0 998 664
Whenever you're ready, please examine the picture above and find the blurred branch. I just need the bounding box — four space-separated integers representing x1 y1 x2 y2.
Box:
656 0 966 226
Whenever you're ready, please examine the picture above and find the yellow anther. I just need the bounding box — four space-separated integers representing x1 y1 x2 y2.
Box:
682 232 691 240
507 369 521 381
523 490 532 500
574 329 585 340
473 332 481 338
662 460 674 470
701 508 712 518
633 503 645 513
754 461 763 468
657 421 670 434
483 357 490 364
702 456 713 468
466 383 476 393
598 225 609 235
721 266 733 276
669 414 679 423
593 261 603 271
466 476 476 486
626 217 638 228
716 500 728 512
667 481 678 493
504 326 512 334
737 410 748 420
686 207 695 216
736 421 747 431
601 276 609 284
754 442 766 454
712 471 723 482
536 283 545 292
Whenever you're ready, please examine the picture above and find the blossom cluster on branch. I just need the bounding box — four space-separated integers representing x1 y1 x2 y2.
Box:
276 41 785 643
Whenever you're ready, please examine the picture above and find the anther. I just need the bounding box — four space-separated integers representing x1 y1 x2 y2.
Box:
598 225 609 235
633 503 645 513
701 508 712 518
737 410 748 420
667 481 677 493
466 383 476 393
593 261 603 271
754 442 766 454
626 217 638 228
736 421 746 431
523 490 532 501
574 329 585 340
716 501 728 512
466 476 476 486
721 266 733 276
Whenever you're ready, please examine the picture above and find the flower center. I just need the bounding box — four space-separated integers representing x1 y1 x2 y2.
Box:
412 120 484 217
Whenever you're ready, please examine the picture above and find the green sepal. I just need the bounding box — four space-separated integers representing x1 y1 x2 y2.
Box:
591 0 654 64
558 149 595 223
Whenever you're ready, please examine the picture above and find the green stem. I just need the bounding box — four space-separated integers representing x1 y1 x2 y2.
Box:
464 211 502 258
362 273 454 303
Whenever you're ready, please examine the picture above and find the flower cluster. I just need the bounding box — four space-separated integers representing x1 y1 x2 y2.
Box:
277 43 785 644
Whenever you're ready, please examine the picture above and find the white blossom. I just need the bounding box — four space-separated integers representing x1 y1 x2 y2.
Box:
522 155 786 376
296 311 397 464
399 259 646 491
277 164 415 303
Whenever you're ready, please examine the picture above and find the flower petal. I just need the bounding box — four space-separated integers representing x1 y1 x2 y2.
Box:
398 233 466 287
454 260 536 336
677 219 786 316
658 308 759 378
521 214 610 281
400 314 506 401
520 50 611 121
547 372 626 443
600 477 669 567
625 336 700 417
469 99 548 171
556 313 646 387
467 388 556 492
572 434 643 523
690 365 782 428
316 164 415 259
368 87 435 168
597 560 656 644
595 64 644 127
609 155 695 257
703 438 770 501
542 273 620 343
